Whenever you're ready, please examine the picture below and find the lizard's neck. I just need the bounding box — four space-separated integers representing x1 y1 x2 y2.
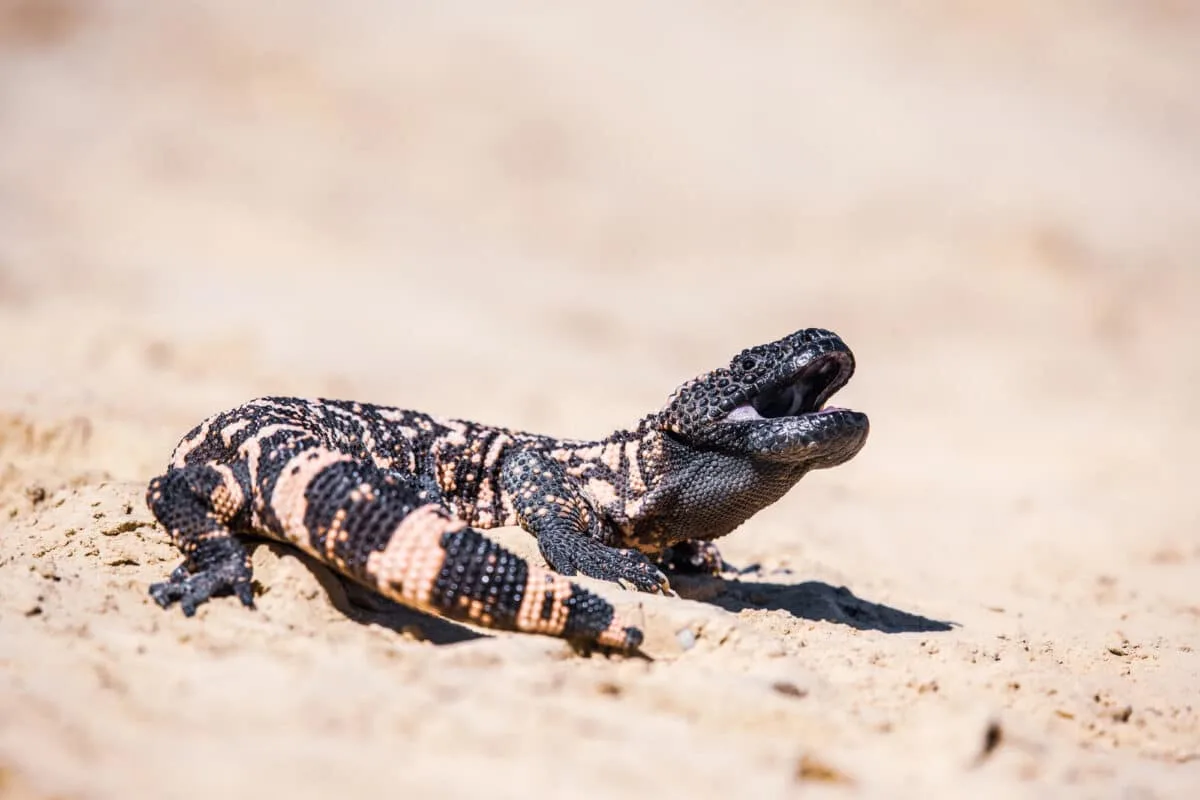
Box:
578 415 805 551
548 421 663 484
536 421 667 541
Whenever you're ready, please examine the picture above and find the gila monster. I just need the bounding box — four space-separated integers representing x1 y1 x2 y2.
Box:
145 327 869 653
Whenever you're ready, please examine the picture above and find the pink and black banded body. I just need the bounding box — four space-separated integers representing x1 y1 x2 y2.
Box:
146 328 869 652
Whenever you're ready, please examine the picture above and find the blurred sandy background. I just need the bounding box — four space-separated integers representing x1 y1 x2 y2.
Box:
1 1 1198 797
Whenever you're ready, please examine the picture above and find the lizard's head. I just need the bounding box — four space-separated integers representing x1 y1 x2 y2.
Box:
655 328 869 469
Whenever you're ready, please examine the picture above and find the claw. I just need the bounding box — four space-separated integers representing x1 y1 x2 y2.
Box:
625 564 673 595
148 580 177 609
234 579 255 609
149 553 255 616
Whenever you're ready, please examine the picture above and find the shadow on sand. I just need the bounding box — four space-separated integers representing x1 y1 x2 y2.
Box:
284 544 952 644
287 546 487 645
674 571 955 633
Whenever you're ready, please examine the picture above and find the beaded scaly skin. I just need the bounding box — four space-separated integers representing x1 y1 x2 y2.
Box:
145 327 869 653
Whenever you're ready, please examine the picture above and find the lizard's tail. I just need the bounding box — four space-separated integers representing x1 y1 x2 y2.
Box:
360 504 643 652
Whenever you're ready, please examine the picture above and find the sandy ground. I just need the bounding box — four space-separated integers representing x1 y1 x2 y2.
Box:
2 1 1199 797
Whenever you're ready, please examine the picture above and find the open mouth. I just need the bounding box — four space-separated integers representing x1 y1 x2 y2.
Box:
723 352 852 423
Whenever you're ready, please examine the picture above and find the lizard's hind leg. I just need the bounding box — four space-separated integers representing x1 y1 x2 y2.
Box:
658 539 731 576
146 463 254 615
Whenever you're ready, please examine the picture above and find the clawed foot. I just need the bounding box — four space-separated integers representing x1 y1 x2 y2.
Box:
150 540 255 616
579 547 674 596
658 540 731 577
541 534 674 595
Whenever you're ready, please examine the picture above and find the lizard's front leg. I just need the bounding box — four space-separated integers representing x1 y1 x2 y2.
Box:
500 451 672 595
